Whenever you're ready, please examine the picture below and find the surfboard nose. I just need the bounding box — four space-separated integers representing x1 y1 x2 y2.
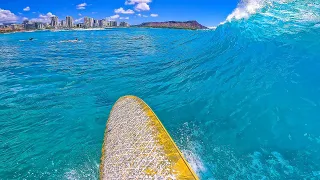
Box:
100 95 198 179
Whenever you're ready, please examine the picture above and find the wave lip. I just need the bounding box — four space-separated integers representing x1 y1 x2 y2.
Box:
221 0 320 26
226 0 265 22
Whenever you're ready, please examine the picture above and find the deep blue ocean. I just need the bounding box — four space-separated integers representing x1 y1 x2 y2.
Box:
1 1 320 179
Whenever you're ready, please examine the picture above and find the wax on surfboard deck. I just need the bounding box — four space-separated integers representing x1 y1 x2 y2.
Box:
100 95 198 179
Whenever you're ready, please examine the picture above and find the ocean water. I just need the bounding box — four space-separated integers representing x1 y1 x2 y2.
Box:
1 0 320 179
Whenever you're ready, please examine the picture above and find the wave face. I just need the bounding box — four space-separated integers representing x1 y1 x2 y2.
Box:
0 1 320 179
191 0 320 178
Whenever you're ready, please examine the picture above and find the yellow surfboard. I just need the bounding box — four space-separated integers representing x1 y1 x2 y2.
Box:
100 95 198 179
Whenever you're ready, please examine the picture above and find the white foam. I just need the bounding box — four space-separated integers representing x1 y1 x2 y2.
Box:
314 24 320 28
182 149 206 176
63 160 99 180
72 28 107 31
207 26 217 30
64 169 79 180
225 0 266 22
220 0 319 26
59 40 82 43
224 0 320 24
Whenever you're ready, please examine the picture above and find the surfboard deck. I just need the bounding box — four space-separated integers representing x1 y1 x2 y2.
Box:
100 95 198 179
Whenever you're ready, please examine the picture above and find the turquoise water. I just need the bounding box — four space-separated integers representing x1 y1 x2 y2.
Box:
1 1 320 179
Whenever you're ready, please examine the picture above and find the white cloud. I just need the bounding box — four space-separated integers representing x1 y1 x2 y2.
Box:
125 0 151 5
0 9 18 23
18 12 22 15
76 3 87 10
114 7 134 14
78 13 82 16
107 14 120 20
135 3 150 11
23 6 30 11
75 17 83 23
150 13 158 17
30 12 55 23
120 17 129 20
22 17 28 21
126 0 152 12
137 14 148 17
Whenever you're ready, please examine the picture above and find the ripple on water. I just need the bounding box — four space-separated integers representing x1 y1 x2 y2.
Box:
1 18 320 179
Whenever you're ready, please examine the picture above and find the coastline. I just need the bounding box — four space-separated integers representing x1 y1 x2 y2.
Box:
0 29 50 34
133 26 202 30
1 20 207 34
135 21 207 30
0 26 213 35
0 27 120 34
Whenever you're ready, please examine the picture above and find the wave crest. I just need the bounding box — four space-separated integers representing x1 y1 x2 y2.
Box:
223 0 320 25
226 0 267 22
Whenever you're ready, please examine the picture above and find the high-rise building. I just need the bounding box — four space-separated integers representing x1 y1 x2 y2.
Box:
25 23 36 30
99 19 107 28
22 20 29 29
84 17 94 28
60 20 66 27
109 20 117 27
89 18 93 27
11 24 23 30
106 20 111 27
119 22 130 27
35 22 45 29
93 19 99 28
50 16 59 27
76 23 84 28
84 17 89 28
66 16 74 28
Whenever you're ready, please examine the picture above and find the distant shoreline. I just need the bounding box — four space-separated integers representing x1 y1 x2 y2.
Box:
0 26 212 34
0 27 120 34
133 26 198 30
135 21 207 30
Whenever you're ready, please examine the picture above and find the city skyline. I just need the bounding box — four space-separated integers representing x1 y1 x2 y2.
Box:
18 15 130 30
0 0 239 27
0 14 130 33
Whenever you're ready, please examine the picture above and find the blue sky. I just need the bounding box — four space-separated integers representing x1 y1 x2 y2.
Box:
0 0 239 26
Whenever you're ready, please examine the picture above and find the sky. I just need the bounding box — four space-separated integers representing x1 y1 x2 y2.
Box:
0 0 239 27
